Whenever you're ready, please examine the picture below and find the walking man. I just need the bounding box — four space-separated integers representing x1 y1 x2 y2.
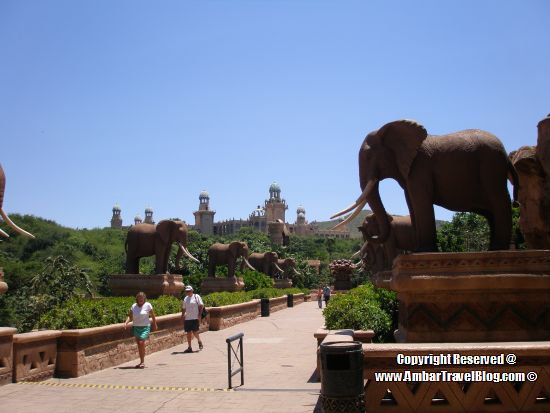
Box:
181 285 204 353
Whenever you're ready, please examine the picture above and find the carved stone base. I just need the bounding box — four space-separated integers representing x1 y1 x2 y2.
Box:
390 250 550 343
371 270 392 290
334 279 353 291
200 276 245 295
274 278 292 289
108 274 184 298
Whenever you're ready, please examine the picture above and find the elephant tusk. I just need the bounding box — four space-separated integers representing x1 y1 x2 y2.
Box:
274 263 285 274
0 227 9 238
243 257 256 271
179 243 200 264
351 249 361 259
354 260 363 268
0 209 35 238
330 180 377 219
293 268 301 276
330 180 377 230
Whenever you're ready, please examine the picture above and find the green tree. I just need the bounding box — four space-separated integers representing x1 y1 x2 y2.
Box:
437 212 490 252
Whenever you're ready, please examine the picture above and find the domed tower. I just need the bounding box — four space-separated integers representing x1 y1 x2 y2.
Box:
134 215 142 225
110 204 122 229
193 190 216 235
249 205 266 231
264 182 287 223
144 207 155 225
296 205 306 225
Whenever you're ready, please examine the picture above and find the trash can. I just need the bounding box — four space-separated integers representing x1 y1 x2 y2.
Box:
287 294 294 307
320 341 364 412
261 298 270 317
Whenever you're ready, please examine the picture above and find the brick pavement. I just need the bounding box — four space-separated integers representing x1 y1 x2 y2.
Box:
0 300 324 413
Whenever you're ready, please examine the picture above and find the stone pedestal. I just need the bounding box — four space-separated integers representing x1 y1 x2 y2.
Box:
274 278 292 289
329 260 354 291
200 276 245 295
0 268 7 295
389 250 550 343
108 274 185 298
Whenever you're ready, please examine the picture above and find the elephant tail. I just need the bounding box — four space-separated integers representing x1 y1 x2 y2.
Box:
507 158 519 206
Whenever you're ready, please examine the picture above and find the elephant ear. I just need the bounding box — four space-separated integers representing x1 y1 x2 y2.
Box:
156 220 172 244
229 242 239 258
376 119 427 179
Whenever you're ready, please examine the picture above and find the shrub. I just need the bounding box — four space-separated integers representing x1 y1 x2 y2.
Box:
241 270 273 291
36 295 181 330
322 283 396 342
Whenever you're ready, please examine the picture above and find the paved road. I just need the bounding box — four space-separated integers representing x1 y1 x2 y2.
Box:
0 300 324 413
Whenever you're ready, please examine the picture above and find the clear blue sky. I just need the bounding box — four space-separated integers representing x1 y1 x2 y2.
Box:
1 1 549 229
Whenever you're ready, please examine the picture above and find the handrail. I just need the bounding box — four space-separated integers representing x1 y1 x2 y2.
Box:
226 332 244 389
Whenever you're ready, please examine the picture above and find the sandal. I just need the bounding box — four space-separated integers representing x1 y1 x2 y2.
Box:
198 341 203 350
183 347 193 353
135 363 145 369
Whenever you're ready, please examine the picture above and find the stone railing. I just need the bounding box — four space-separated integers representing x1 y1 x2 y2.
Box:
0 327 16 385
56 312 199 378
362 341 550 412
13 330 61 382
207 300 260 331
1 293 304 382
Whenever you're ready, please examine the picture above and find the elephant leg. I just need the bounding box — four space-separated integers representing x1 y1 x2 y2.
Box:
228 260 235 278
411 202 437 252
488 198 512 250
208 259 216 277
126 255 140 274
155 250 167 274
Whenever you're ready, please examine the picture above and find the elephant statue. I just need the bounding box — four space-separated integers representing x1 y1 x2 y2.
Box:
125 219 199 274
276 258 301 279
357 213 415 271
0 163 34 239
208 241 255 278
247 251 285 278
332 119 519 252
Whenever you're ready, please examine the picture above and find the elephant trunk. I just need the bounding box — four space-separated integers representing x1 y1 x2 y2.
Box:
178 242 200 264
366 182 390 243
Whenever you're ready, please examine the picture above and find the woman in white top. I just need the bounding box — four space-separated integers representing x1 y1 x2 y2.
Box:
124 292 157 368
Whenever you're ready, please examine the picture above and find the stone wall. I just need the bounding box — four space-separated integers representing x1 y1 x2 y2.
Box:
207 300 260 331
0 328 16 385
56 313 196 378
13 330 61 382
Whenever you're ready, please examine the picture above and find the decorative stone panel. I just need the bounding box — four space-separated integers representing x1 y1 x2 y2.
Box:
389 250 550 342
13 330 61 382
363 341 550 412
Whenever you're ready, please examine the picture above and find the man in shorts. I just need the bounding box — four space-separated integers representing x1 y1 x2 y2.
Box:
181 285 204 353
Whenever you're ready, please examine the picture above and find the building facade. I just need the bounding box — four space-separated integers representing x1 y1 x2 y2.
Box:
110 183 350 239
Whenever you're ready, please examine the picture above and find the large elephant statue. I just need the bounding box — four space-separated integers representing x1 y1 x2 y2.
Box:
276 258 301 278
125 219 199 274
332 120 519 252
0 163 34 239
248 251 285 278
208 241 255 278
358 213 415 271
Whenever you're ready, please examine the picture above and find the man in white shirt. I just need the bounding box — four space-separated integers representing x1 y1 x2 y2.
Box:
181 285 204 353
